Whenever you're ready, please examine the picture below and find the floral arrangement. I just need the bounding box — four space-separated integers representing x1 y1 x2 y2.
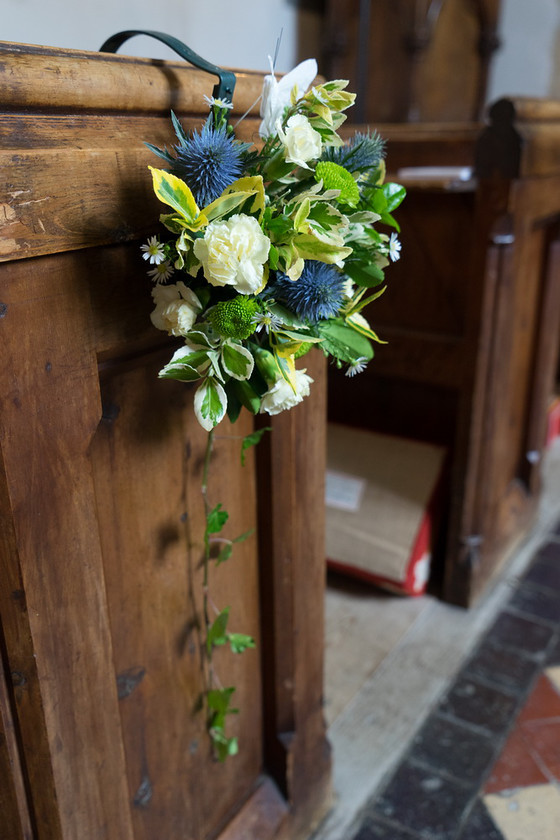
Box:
141 57 404 759
142 58 404 430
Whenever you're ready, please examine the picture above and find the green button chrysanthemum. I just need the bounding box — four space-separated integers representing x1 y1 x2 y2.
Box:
315 161 360 207
208 296 260 340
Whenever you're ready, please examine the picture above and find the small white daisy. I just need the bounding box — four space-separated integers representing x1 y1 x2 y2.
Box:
388 232 402 262
148 261 175 282
203 94 234 110
345 357 368 377
141 235 166 265
251 310 283 334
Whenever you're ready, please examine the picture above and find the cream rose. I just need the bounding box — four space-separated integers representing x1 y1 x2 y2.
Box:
260 369 314 416
193 214 270 295
150 281 202 337
277 114 322 169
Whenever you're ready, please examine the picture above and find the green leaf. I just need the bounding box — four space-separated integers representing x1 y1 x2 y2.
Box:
318 320 374 364
380 211 400 232
382 182 406 213
273 351 294 387
158 363 204 382
207 608 230 654
344 261 385 288
348 210 381 224
308 201 346 230
225 381 243 424
206 503 229 535
221 340 254 381
215 543 233 566
207 687 239 761
209 728 238 762
207 686 237 716
203 191 252 222
207 685 239 755
276 327 322 343
228 633 256 654
159 213 191 234
293 197 311 231
369 188 388 215
194 377 227 431
267 303 305 329
266 214 293 239
225 176 266 219
233 528 254 544
241 427 271 465
206 349 225 383
293 233 353 264
182 329 215 349
231 379 262 415
170 110 189 145
144 141 176 165
159 349 211 382
346 286 386 317
268 243 280 270
346 313 385 343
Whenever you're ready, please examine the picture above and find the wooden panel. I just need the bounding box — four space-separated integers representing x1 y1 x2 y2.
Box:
370 189 476 337
258 350 332 840
0 450 61 840
369 331 466 389
217 778 288 840
0 639 33 840
0 41 264 114
0 254 135 839
0 41 331 840
323 0 501 124
0 111 261 263
476 99 560 180
523 235 560 493
90 361 263 839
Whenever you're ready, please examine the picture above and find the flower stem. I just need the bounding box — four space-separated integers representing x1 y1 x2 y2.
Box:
201 428 215 686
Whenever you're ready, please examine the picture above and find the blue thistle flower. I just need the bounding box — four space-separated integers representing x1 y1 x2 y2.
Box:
272 261 345 323
171 123 243 207
322 131 385 173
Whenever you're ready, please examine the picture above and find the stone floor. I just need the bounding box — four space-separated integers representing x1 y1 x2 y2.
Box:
353 530 560 840
313 439 560 840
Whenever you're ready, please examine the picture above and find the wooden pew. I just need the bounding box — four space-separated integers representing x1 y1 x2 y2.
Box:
0 41 331 840
323 0 502 124
331 100 560 606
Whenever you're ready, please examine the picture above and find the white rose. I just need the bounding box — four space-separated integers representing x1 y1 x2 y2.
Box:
193 214 270 295
277 114 322 169
150 281 202 336
260 369 314 416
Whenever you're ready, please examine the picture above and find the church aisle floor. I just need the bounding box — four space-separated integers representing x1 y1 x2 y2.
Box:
314 440 560 840
352 528 560 840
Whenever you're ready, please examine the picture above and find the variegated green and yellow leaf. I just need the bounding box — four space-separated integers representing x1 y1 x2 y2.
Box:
149 167 207 230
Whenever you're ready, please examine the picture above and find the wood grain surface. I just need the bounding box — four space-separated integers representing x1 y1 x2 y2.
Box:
0 41 331 840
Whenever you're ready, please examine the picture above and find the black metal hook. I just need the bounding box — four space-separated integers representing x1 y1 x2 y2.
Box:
99 30 236 105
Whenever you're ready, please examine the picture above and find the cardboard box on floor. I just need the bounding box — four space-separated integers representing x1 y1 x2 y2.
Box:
326 424 447 596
